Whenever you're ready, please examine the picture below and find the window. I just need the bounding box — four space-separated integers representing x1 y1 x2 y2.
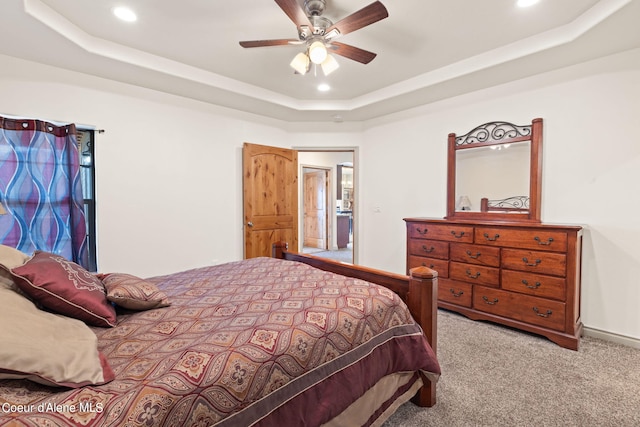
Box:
76 129 97 271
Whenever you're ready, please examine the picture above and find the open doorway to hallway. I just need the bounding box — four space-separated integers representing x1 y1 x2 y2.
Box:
298 150 355 264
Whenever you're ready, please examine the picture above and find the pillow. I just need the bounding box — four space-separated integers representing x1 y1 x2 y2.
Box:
0 244 30 267
0 244 30 288
0 284 115 387
10 251 116 327
100 273 170 310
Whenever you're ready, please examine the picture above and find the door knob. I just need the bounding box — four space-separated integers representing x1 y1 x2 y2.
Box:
247 221 254 227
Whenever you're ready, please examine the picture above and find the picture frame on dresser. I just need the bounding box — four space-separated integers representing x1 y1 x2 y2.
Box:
406 118 584 350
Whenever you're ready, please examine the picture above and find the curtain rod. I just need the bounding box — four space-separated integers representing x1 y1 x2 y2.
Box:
1 112 104 134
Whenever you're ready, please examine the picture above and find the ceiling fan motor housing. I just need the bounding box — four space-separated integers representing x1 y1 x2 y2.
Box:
304 0 326 16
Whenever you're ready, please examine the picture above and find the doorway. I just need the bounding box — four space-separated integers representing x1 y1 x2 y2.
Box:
298 150 355 264
302 167 329 250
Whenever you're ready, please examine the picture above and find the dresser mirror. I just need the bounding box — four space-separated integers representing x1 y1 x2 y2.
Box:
446 118 543 222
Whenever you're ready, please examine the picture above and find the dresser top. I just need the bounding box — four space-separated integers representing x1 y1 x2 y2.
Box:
403 217 583 232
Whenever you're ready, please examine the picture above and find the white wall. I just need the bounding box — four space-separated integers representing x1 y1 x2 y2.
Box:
0 55 362 277
0 55 291 277
1 47 638 342
357 49 640 341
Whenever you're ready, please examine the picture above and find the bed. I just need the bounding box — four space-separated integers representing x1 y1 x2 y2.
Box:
0 242 439 426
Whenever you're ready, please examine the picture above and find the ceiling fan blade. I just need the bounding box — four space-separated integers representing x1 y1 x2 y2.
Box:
329 42 377 64
239 39 301 48
325 1 388 38
274 0 314 32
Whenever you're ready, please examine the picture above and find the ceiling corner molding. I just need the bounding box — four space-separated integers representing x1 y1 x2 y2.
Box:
22 0 304 110
23 0 632 114
348 0 632 110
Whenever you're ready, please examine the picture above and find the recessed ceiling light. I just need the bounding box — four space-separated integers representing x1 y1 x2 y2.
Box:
318 84 330 92
113 6 137 22
517 0 539 7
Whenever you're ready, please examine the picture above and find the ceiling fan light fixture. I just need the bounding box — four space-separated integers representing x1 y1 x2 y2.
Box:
308 41 328 64
290 52 310 74
321 54 339 76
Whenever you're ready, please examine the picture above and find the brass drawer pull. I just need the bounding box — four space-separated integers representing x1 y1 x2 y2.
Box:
522 257 541 267
416 227 428 235
466 269 481 279
533 307 552 318
483 233 500 241
466 250 481 259
522 279 541 289
451 230 465 238
534 236 554 246
449 289 464 298
482 296 498 305
421 262 435 269
422 245 435 253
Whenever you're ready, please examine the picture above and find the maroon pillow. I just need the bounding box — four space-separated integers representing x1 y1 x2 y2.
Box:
11 251 116 327
100 273 171 311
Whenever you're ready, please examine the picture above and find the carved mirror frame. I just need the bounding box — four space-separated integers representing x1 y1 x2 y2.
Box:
446 118 543 223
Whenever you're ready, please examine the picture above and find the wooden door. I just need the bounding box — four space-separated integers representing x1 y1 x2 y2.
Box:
243 143 298 258
303 169 327 249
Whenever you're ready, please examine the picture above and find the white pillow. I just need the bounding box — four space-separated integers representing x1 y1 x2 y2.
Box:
0 244 30 288
0 284 114 387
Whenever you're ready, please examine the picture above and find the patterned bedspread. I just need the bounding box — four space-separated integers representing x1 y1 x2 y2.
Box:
0 257 439 426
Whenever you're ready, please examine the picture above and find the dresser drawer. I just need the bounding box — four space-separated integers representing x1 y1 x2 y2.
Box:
473 286 566 331
450 243 500 267
438 279 472 307
475 227 568 252
501 249 566 277
408 222 474 243
408 239 449 260
449 262 500 287
502 270 566 301
408 256 449 278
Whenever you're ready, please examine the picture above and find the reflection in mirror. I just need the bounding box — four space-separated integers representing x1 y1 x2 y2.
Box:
455 141 530 212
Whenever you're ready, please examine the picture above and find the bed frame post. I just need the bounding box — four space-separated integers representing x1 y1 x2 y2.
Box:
408 266 438 407
272 241 288 259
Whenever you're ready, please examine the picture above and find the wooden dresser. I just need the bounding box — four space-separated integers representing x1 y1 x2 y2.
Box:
405 218 583 350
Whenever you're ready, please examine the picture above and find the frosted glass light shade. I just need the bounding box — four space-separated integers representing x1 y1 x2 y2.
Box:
321 54 339 76
308 41 328 64
290 52 310 74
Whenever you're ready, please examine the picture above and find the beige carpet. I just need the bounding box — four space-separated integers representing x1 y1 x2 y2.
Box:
302 246 353 263
383 309 640 427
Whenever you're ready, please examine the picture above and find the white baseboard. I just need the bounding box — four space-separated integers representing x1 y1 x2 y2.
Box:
583 327 640 349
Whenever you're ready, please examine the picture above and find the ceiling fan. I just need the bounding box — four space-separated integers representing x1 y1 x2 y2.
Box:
239 0 388 76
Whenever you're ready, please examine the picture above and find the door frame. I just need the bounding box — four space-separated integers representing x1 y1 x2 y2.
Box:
295 147 357 264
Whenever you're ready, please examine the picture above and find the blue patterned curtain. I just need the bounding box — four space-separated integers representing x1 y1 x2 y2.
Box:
0 116 88 268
